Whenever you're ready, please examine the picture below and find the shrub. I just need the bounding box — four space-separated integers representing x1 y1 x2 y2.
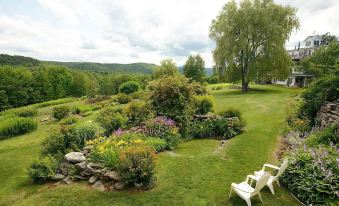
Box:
143 116 181 150
28 155 59 183
193 95 214 115
60 116 79 125
52 106 70 121
115 93 131 104
13 107 37 117
117 145 156 188
149 77 194 132
40 131 66 158
285 100 311 133
305 125 337 147
124 100 154 125
281 145 338 205
189 116 245 139
119 81 140 94
96 107 128 136
0 117 37 140
219 108 241 119
74 123 99 148
203 75 218 84
299 75 339 126
144 137 167 153
90 137 120 169
190 82 208 95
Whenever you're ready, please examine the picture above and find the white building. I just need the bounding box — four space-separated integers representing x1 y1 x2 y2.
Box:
272 35 325 87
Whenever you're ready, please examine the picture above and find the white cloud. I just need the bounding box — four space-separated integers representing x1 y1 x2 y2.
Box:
0 0 338 67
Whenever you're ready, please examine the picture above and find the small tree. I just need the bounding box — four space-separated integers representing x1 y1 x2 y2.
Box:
119 81 140 94
152 59 178 79
183 54 206 82
209 0 299 92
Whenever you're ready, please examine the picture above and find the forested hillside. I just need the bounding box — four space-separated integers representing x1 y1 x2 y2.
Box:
46 61 158 74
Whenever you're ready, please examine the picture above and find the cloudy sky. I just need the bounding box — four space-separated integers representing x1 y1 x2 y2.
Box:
0 0 338 67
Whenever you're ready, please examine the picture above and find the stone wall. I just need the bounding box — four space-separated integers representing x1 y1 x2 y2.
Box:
316 99 339 130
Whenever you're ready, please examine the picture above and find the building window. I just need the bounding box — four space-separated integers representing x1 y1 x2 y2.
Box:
308 50 311 55
306 41 311 46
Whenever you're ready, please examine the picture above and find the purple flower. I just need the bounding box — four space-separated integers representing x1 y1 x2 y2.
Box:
113 128 125 136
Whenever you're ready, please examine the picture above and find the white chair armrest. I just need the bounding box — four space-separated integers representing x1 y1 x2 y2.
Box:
262 164 280 171
245 175 257 183
231 183 250 193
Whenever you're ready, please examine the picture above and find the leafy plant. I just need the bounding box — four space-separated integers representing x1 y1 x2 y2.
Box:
305 125 338 147
28 155 59 183
52 106 70 121
115 93 131 104
117 145 156 188
124 100 154 126
193 95 214 115
60 116 79 125
0 117 37 140
119 81 140 94
219 108 241 119
96 107 128 136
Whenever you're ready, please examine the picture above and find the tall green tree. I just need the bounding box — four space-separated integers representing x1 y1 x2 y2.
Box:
301 41 339 77
152 59 179 79
209 0 299 92
183 54 205 82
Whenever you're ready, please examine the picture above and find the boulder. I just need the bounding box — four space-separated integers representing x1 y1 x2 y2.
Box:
86 162 106 177
65 152 86 163
89 176 98 184
52 173 65 181
92 180 106 192
114 181 125 190
59 162 73 175
75 161 87 170
104 171 121 181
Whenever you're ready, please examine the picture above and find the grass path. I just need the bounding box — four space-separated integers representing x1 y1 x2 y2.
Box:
0 85 300 206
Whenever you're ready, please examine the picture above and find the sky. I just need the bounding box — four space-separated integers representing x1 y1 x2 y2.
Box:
0 0 338 67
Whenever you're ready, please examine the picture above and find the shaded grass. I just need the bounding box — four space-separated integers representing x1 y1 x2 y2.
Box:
0 84 300 206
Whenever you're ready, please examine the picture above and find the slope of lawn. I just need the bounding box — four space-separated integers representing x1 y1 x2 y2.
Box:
0 84 301 206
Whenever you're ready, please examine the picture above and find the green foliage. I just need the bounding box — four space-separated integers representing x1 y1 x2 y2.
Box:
209 0 299 91
193 96 215 115
152 59 179 79
299 75 339 126
144 137 167 153
203 75 219 84
301 41 339 77
149 77 194 130
0 54 40 67
115 93 131 104
0 117 37 140
28 155 59 183
124 100 154 125
41 124 98 158
60 116 79 125
183 54 206 82
143 116 181 150
52 106 70 121
117 145 156 188
190 82 208 95
189 116 245 139
305 126 338 147
281 145 338 205
119 81 140 94
96 107 128 136
219 108 241 119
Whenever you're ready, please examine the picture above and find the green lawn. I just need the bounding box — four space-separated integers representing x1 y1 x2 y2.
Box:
0 84 301 206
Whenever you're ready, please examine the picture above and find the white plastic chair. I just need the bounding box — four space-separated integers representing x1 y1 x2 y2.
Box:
252 158 289 195
229 172 270 206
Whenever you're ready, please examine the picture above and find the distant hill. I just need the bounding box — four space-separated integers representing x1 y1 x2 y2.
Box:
45 61 158 74
178 66 213 76
0 54 40 67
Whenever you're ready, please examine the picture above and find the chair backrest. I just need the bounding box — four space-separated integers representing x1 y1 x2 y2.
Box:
253 172 270 194
276 158 288 177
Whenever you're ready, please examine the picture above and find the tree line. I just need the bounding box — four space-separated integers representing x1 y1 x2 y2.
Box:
0 64 149 111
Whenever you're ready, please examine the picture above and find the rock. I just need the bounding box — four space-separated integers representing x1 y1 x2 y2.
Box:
80 171 92 177
83 145 93 151
65 152 86 163
62 176 73 185
52 173 65 181
114 181 125 190
92 180 106 191
75 161 87 170
86 162 106 177
74 175 88 180
89 176 98 184
104 171 121 181
40 116 50 122
134 182 142 189
59 162 73 175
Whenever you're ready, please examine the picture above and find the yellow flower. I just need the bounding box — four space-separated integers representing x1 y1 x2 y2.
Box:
134 139 143 143
117 140 126 146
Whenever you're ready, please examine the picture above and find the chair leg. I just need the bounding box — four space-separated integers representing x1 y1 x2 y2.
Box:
245 198 252 206
228 187 232 199
258 192 263 203
276 179 280 187
268 183 275 195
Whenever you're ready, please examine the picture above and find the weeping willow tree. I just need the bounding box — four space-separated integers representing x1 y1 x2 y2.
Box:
209 0 299 92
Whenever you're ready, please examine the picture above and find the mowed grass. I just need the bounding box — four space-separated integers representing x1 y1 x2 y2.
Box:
0 84 301 206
